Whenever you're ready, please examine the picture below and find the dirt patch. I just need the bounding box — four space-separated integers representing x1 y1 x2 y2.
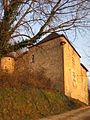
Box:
83 116 90 120
38 107 90 120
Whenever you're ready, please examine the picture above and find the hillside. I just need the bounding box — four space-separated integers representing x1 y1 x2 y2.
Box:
0 86 85 120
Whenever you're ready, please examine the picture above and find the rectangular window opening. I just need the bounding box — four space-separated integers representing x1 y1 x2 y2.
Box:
32 54 34 63
72 57 75 65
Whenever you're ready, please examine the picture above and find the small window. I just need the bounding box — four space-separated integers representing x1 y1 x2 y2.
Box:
4 66 8 73
72 71 77 87
32 54 34 63
72 57 75 64
73 72 75 80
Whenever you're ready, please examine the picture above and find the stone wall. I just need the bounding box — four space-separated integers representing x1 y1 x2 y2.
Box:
0 57 15 87
80 65 88 104
60 36 89 104
0 34 88 104
1 57 15 74
12 37 64 91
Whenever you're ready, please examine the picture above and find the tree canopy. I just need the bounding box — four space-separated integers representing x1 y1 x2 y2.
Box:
0 0 90 57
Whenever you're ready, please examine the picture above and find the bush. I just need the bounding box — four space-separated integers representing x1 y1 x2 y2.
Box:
0 86 85 120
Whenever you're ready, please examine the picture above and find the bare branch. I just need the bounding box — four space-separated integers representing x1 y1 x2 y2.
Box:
0 0 90 56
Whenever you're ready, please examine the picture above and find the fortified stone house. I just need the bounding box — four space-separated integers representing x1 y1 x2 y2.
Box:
0 33 89 105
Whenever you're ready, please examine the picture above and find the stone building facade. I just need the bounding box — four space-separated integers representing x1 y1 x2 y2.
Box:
0 33 89 104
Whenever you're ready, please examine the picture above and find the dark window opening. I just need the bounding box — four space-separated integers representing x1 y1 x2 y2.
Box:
4 66 8 73
32 54 34 63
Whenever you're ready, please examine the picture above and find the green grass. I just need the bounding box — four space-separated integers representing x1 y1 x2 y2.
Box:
0 86 85 120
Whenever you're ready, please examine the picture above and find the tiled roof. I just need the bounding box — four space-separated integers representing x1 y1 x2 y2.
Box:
37 32 81 58
37 32 60 45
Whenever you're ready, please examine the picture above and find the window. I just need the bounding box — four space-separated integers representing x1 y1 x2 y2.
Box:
32 54 34 63
73 72 75 81
72 56 75 64
72 71 77 87
4 66 8 73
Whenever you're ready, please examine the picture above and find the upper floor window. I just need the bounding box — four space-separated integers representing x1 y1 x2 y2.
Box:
72 71 77 87
73 72 75 81
72 56 75 65
32 54 34 63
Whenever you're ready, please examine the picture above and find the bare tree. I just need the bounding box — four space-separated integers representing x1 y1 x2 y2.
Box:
0 0 90 57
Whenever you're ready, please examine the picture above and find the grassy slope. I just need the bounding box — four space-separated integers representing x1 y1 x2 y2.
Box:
0 87 85 120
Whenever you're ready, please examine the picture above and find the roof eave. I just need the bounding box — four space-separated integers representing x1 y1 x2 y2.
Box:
80 63 88 72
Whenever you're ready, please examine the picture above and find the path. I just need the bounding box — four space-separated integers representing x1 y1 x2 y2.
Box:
38 106 90 120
